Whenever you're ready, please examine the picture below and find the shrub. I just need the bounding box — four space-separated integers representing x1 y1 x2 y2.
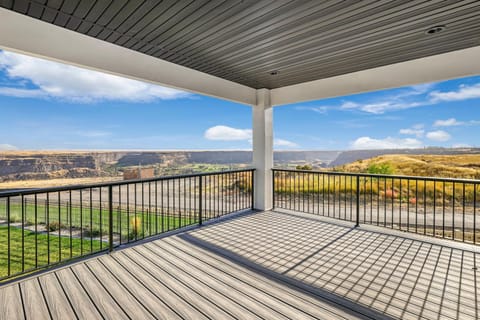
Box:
296 164 313 170
130 216 142 238
83 228 103 238
46 221 66 232
367 163 394 175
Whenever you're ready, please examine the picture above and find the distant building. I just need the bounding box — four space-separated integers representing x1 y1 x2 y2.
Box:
123 167 155 180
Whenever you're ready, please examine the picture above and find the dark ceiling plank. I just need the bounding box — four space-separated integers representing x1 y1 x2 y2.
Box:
110 0 180 50
79 0 114 35
211 3 480 80
156 0 297 60
127 0 198 52
0 0 14 9
1 0 480 89
196 0 431 74
129 0 227 53
103 0 160 44
42 0 63 22
27 0 45 18
12 0 29 13
149 0 282 58
53 0 80 27
244 27 480 88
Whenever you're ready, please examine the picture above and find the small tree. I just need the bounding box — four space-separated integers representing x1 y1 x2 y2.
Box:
296 164 313 170
367 163 394 175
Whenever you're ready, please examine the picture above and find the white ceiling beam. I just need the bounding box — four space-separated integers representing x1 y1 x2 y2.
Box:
271 45 480 106
0 8 256 106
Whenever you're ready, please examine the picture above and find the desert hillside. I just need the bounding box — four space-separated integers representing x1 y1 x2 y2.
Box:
336 154 480 179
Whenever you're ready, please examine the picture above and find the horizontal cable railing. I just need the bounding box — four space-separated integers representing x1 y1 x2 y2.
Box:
273 169 479 245
0 169 254 281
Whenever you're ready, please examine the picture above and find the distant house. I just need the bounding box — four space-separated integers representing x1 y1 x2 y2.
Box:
123 167 155 180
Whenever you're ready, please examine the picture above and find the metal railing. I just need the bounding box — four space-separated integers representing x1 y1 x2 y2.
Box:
0 169 254 281
273 169 479 244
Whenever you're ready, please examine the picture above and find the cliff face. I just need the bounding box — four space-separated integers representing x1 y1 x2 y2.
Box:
0 150 331 181
0 153 103 181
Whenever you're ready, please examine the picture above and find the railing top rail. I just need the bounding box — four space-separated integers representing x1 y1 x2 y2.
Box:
0 168 255 198
272 168 480 184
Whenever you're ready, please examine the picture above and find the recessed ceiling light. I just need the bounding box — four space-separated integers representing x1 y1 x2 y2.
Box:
425 25 447 35
269 70 279 76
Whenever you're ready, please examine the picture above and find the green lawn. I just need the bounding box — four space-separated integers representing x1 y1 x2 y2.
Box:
0 226 103 279
0 201 198 241
0 201 200 280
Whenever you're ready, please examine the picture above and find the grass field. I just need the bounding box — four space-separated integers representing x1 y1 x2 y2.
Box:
0 226 102 279
336 154 480 179
0 201 198 240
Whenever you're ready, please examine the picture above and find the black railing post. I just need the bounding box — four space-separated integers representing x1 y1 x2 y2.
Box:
356 175 360 227
199 175 203 226
272 169 275 210
251 170 255 210
108 185 113 252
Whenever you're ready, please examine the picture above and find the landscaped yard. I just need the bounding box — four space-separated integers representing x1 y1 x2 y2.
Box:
0 226 103 279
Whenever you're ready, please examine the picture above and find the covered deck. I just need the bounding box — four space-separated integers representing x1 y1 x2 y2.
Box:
1 210 478 320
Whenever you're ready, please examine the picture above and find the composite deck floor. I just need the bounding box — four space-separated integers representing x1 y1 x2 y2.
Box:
0 210 478 320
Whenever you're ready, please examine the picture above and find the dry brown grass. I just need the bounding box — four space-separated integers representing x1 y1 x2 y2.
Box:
337 154 480 179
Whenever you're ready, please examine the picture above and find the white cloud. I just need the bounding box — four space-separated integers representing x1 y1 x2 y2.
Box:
0 143 18 150
433 118 480 127
433 118 464 127
351 136 422 149
426 130 451 142
0 50 189 102
204 125 252 141
430 83 480 102
274 139 298 148
399 124 424 138
204 125 298 148
296 106 328 114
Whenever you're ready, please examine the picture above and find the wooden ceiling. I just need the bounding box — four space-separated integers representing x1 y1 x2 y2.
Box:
2 0 480 89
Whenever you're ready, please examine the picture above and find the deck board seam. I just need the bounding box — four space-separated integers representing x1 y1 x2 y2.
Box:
154 239 352 319
36 278 53 320
95 256 183 319
78 263 133 320
129 246 272 320
112 251 212 319
177 234 389 319
68 267 107 320
17 284 26 320
84 260 157 320
139 242 299 320
118 249 237 320
52 272 79 320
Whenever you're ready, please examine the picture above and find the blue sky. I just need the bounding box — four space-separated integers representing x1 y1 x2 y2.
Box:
0 49 480 151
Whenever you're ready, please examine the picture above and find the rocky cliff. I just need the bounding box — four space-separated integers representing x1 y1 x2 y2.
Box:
0 150 342 181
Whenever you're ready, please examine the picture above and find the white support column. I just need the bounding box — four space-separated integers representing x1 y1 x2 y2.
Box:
252 89 273 211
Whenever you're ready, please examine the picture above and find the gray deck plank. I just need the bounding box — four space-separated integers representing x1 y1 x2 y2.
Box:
106 252 209 320
153 238 354 320
0 210 478 320
37 274 76 320
20 280 50 320
70 263 127 319
54 268 103 320
114 250 235 320
0 284 23 320
96 255 181 320
130 245 293 320
84 259 156 320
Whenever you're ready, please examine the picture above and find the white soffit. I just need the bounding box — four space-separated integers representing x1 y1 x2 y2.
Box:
271 45 480 106
0 8 256 106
